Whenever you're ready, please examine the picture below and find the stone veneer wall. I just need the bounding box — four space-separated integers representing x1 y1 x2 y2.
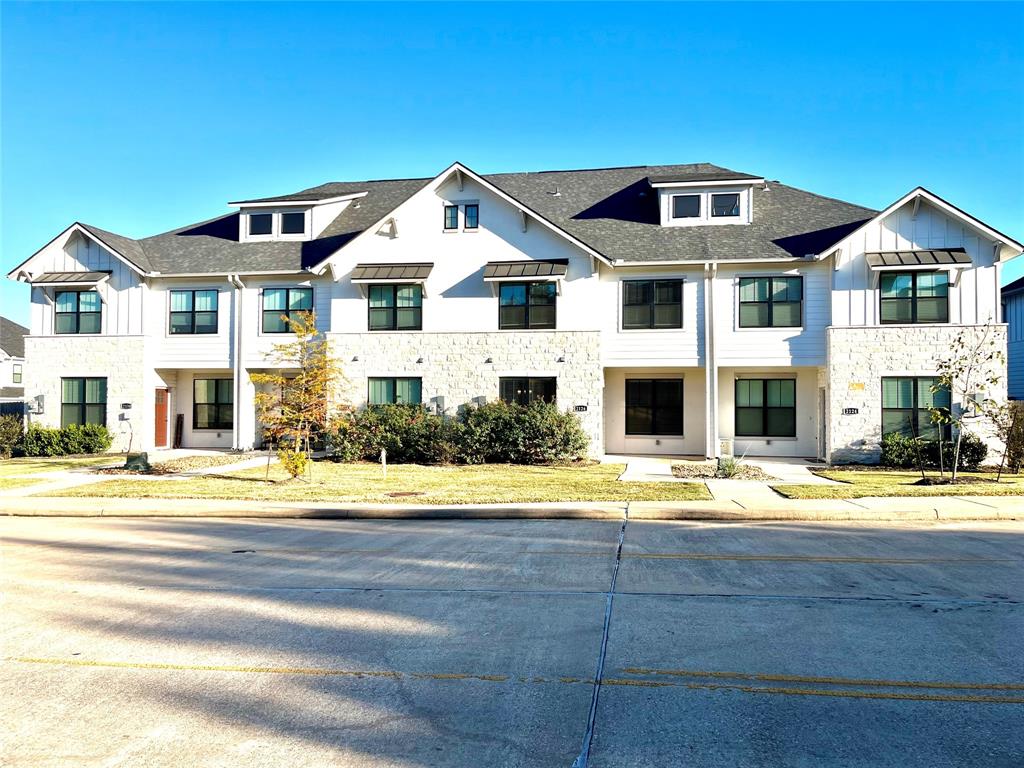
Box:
328 331 604 455
23 336 148 452
826 324 1007 464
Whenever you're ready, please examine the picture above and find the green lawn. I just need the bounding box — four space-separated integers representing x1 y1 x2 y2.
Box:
0 477 44 491
775 469 1024 499
51 462 713 504
0 455 120 478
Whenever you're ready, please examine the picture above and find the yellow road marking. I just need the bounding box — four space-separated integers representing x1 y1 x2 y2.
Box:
622 553 1019 564
621 667 1024 691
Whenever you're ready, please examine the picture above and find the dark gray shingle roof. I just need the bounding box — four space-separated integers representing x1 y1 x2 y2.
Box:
0 316 28 358
67 163 877 274
1003 276 1024 297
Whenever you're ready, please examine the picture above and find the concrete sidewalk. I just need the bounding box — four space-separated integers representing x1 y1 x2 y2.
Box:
1 494 1019 521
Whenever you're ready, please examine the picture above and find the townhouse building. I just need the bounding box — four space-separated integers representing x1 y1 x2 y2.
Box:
1004 276 1024 400
6 162 1020 462
0 315 28 415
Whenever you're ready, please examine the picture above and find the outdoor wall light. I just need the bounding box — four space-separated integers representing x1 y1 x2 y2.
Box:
557 355 566 363
485 356 493 364
352 355 359 362
416 357 424 364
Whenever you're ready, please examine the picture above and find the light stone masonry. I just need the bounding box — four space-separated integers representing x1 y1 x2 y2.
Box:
328 331 605 455
826 324 1008 464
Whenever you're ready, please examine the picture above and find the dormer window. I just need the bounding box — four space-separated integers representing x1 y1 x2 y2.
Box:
281 212 305 235
672 195 701 219
249 213 273 236
711 193 740 218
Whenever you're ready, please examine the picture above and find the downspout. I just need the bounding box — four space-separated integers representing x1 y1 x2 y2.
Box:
703 262 718 458
229 274 245 450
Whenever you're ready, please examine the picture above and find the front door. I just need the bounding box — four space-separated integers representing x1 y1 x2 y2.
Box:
154 389 169 448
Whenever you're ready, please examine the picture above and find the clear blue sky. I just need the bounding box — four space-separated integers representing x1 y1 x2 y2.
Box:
2 1 1022 326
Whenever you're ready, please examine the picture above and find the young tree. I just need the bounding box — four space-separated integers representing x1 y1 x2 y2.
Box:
250 311 346 480
930 322 1005 482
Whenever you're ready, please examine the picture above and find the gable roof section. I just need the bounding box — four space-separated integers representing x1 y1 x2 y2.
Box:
7 222 151 280
1003 276 1024 298
0 315 28 359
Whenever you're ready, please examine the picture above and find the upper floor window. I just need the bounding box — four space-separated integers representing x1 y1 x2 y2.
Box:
248 213 273 236
735 378 796 437
61 377 106 428
739 276 802 328
626 378 683 435
262 287 313 333
281 212 305 235
170 290 219 335
369 377 422 405
444 205 459 230
712 193 740 218
368 285 422 331
671 195 700 219
13 364 22 384
622 280 683 329
882 376 950 440
499 282 556 330
499 377 556 406
194 378 233 430
880 272 948 324
55 290 101 334
465 203 479 229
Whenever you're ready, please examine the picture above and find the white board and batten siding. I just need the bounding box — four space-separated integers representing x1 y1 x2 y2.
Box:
149 278 234 369
29 232 144 337
713 261 829 367
241 277 333 368
831 199 1002 327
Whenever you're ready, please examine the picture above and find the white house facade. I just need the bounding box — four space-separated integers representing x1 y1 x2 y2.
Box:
0 315 28 412
7 162 1021 462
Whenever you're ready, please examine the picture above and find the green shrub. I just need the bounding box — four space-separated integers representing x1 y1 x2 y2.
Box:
278 447 309 479
20 423 112 457
0 414 23 459
880 431 987 471
326 400 589 465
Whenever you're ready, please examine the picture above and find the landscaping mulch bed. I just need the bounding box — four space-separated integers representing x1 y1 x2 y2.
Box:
672 462 776 481
97 454 247 476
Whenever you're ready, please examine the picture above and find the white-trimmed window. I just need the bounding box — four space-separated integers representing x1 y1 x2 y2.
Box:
13 364 22 384
243 209 309 241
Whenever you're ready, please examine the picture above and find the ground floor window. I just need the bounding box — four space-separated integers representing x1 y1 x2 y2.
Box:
499 377 556 406
194 379 233 430
881 376 950 440
61 377 106 427
369 377 422 405
735 379 796 437
625 379 683 435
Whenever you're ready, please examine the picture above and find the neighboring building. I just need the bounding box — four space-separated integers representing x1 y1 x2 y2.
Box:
5 162 1021 462
0 315 28 415
1004 276 1024 400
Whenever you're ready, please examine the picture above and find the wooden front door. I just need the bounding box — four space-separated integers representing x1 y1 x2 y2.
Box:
154 389 169 448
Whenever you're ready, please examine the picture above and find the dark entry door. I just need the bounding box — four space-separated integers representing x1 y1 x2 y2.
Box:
155 389 169 448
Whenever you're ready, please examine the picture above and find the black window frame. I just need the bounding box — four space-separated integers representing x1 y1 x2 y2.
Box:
499 377 557 406
169 289 219 335
711 193 741 218
61 376 107 428
671 194 701 219
443 204 459 230
367 284 423 331
735 379 797 437
248 213 273 236
54 290 102 335
738 276 803 328
498 281 557 330
193 378 233 430
879 271 949 324
367 377 423 406
261 287 314 333
625 378 684 436
881 376 951 441
280 211 306 235
464 203 479 229
621 279 684 330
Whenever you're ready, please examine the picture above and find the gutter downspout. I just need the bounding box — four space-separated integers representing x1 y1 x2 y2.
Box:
703 262 718 458
229 274 245 450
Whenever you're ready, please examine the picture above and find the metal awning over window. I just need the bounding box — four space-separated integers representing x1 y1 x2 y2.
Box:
350 263 433 282
30 271 112 286
482 260 569 281
865 249 971 270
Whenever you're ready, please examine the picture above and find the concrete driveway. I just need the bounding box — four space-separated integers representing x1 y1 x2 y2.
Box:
2 516 1022 766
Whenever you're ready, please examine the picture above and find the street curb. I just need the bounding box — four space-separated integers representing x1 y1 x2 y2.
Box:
0 497 1019 522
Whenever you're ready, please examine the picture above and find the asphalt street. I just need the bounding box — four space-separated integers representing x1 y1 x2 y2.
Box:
2 516 1022 767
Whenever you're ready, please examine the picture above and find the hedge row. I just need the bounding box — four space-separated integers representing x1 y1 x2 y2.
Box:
880 431 988 471
0 418 113 458
327 401 589 465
